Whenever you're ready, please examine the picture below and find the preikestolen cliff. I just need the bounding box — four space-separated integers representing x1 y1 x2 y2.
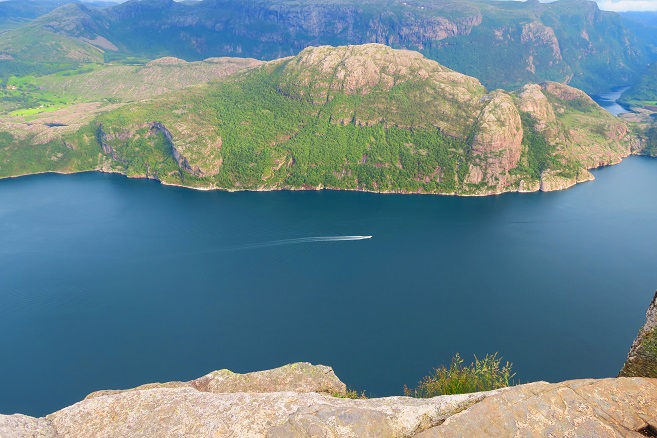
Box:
0 0 656 436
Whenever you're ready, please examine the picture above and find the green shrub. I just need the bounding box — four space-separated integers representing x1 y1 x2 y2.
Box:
404 353 515 397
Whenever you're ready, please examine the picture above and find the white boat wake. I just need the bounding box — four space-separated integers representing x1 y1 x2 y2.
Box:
153 235 372 258
235 235 372 250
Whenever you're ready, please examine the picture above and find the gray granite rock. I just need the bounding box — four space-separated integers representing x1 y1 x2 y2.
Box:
0 414 56 438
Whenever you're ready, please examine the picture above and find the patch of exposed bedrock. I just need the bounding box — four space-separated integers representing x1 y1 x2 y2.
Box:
1 361 656 437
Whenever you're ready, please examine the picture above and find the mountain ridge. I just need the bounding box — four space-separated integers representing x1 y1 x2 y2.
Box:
0 0 653 93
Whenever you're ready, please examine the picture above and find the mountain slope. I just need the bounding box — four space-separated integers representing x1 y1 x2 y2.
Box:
0 0 649 93
0 3 111 59
0 44 631 196
33 0 645 94
620 11 657 59
0 0 63 31
31 56 264 102
0 3 114 78
431 0 646 93
619 63 657 109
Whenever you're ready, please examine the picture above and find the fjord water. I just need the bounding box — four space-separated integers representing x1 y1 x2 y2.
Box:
590 87 630 116
1 157 657 416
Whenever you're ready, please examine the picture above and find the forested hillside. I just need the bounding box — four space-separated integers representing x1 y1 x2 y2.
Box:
0 45 631 195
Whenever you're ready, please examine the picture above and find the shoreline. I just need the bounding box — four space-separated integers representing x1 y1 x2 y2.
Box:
1 152 646 197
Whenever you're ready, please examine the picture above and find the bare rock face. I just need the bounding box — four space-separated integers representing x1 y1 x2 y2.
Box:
86 362 346 399
542 81 594 103
278 43 483 103
416 378 657 438
539 168 594 192
467 91 523 189
521 21 563 62
517 84 556 132
620 291 657 378
276 43 486 138
0 363 656 438
0 414 55 438
190 362 346 395
45 390 486 438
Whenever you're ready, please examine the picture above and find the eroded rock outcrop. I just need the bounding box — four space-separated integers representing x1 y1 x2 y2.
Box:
539 168 594 192
518 84 556 132
86 362 346 399
1 363 656 437
521 21 562 62
467 91 523 189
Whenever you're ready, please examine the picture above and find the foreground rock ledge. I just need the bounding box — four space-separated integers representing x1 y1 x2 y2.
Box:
1 363 656 438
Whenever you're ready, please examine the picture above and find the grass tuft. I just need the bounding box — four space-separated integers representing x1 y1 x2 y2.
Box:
404 353 516 397
330 388 367 399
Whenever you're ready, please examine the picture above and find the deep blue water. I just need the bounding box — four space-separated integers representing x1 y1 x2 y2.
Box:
1 156 657 417
591 87 630 116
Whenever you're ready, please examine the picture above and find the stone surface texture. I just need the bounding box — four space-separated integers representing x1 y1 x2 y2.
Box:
1 362 656 438
417 378 657 438
467 91 523 189
86 362 346 399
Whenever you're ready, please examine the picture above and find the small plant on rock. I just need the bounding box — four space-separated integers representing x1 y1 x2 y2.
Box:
404 353 516 397
331 388 367 399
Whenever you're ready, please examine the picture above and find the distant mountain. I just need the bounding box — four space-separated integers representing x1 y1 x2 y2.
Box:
0 45 631 195
0 3 115 79
0 0 63 31
620 11 657 59
0 0 120 31
0 0 651 93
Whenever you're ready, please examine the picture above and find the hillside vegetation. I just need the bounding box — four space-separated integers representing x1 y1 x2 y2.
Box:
0 44 631 196
619 63 657 109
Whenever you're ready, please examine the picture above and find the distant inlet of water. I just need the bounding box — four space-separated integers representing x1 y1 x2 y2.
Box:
590 87 630 116
1 156 657 417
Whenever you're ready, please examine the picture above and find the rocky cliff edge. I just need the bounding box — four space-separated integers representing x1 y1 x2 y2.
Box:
1 362 656 438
